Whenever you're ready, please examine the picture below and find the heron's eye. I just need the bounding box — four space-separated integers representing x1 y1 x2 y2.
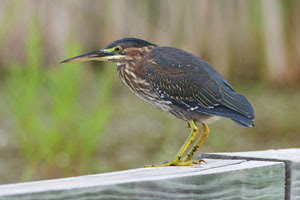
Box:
114 46 122 53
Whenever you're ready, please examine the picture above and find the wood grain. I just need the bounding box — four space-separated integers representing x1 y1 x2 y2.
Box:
201 148 300 200
0 159 285 200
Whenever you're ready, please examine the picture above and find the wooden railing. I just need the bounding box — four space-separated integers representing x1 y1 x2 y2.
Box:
0 149 299 200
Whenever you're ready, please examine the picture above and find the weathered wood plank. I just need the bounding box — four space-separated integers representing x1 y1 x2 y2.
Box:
201 148 300 200
0 159 285 200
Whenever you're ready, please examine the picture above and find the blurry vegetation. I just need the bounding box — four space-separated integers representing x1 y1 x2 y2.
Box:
1 18 114 181
0 0 299 183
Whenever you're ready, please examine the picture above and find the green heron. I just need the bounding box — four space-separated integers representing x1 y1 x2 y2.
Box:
61 38 255 167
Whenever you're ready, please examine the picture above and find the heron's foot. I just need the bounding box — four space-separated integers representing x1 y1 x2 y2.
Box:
145 159 206 167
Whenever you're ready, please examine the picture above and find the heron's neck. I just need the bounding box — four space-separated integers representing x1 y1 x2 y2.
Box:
117 45 156 79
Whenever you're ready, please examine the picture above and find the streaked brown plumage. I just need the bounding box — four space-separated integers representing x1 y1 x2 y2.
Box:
61 38 255 167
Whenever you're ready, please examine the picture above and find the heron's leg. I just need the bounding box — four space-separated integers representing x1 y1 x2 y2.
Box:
169 121 199 163
182 123 210 162
145 121 199 167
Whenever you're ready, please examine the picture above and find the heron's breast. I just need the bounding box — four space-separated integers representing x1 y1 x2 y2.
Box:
117 63 172 112
118 63 147 88
118 63 153 98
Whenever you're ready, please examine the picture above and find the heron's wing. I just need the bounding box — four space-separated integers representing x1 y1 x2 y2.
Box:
145 47 254 125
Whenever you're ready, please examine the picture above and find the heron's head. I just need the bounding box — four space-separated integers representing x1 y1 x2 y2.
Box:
61 38 156 64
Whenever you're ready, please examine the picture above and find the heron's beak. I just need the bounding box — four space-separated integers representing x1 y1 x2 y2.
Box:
60 49 114 64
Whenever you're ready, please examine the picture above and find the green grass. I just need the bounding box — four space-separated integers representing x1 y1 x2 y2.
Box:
3 19 114 180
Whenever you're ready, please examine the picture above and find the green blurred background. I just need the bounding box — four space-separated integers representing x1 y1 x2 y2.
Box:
0 0 299 184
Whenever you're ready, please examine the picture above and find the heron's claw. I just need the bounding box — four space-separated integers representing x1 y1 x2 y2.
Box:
145 159 206 167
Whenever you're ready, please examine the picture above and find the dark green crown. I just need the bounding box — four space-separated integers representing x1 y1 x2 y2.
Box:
105 38 156 49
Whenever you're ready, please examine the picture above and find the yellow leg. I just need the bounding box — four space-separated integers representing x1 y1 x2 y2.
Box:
146 121 199 167
182 123 210 162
